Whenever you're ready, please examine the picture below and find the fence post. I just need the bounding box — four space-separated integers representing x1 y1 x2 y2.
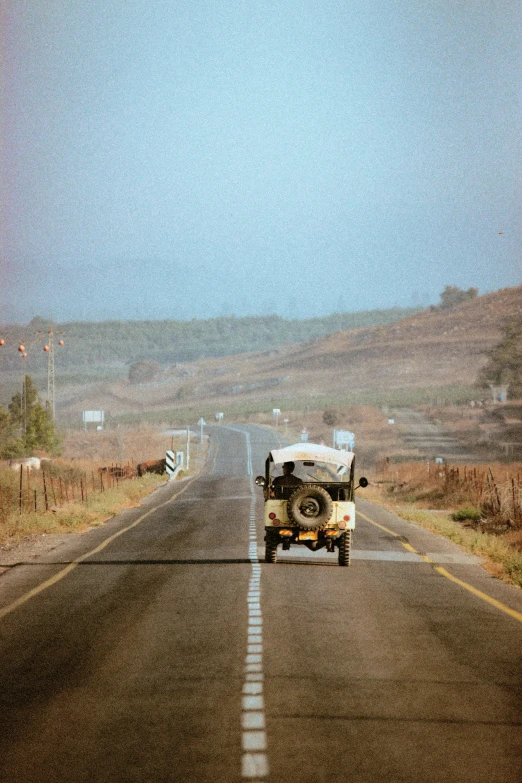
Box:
488 468 501 513
27 467 31 513
512 478 520 525
42 471 49 511
19 464 23 514
50 477 57 506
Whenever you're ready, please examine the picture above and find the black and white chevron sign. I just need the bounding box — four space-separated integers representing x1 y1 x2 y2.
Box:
165 450 176 476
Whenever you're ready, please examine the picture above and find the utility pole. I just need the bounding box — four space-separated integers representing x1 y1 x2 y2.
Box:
21 375 27 436
42 328 64 420
47 329 55 418
18 347 28 436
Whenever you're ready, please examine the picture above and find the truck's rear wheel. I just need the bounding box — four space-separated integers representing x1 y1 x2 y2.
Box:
265 533 278 563
338 530 352 567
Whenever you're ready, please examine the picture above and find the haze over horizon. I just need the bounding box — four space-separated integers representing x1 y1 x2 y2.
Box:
2 2 520 324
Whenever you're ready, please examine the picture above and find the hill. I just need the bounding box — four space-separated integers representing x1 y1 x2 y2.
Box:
55 285 521 424
0 306 419 373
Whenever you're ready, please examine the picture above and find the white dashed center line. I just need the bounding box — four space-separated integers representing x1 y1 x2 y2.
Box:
237 428 269 781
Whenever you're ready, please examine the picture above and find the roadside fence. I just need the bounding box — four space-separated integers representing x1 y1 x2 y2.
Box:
0 462 139 523
377 460 522 529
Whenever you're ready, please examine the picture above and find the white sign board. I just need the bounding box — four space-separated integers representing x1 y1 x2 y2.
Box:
83 410 105 430
333 429 355 450
83 410 105 423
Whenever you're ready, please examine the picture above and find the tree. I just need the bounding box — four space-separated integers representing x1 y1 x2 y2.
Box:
1 375 62 457
9 375 39 430
128 360 163 384
478 318 522 397
0 406 13 451
24 399 61 453
323 408 340 426
439 285 478 309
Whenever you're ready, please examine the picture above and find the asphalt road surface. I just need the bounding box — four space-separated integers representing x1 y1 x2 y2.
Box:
0 425 521 783
391 408 477 461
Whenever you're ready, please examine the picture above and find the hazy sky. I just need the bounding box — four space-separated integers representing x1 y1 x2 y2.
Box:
1 1 520 323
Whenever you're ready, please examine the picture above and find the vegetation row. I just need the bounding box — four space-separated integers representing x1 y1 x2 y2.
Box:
0 307 421 371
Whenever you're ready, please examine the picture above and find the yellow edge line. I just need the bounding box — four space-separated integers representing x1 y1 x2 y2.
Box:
357 509 522 624
0 478 195 622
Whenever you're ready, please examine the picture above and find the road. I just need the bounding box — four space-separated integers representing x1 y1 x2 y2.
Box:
0 425 521 782
391 408 478 461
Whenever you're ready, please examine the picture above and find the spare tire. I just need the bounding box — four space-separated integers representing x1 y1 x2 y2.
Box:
287 485 333 530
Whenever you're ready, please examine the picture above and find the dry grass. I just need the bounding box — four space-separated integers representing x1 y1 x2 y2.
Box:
374 460 522 525
0 473 166 547
393 509 522 588
61 425 179 463
365 461 522 588
0 426 208 549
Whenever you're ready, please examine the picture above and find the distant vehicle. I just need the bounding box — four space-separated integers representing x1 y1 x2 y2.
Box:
255 443 368 566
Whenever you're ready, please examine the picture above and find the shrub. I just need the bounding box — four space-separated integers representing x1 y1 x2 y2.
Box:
439 285 478 309
128 361 163 384
322 408 339 426
451 505 482 522
477 316 522 397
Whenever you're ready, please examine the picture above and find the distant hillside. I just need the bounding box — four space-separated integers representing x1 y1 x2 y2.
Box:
55 285 522 422
0 307 419 371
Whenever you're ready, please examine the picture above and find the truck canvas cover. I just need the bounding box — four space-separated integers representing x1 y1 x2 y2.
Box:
269 443 354 469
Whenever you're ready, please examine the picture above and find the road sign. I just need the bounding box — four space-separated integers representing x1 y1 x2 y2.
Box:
83 410 104 430
83 410 104 423
333 429 355 450
166 450 176 477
